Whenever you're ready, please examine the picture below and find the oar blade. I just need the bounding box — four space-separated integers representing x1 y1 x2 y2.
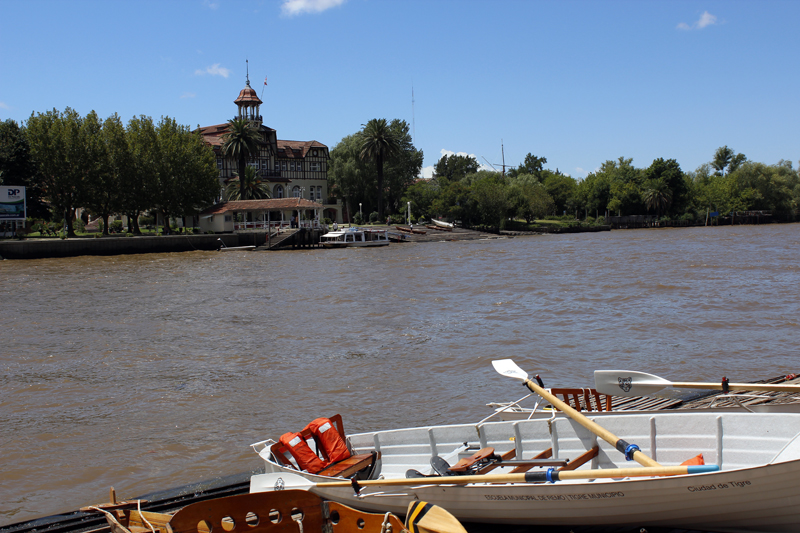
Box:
594 370 673 397
250 472 316 493
492 359 529 382
406 501 468 533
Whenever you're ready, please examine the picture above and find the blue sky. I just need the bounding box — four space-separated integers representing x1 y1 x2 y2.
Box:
1 0 798 179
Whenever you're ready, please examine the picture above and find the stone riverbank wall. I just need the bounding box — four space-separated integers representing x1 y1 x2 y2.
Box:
0 234 247 260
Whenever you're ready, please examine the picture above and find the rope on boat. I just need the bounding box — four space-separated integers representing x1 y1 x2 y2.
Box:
85 507 133 533
138 499 156 533
293 515 304 533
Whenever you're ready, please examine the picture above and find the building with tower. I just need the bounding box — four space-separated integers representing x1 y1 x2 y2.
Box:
196 73 342 229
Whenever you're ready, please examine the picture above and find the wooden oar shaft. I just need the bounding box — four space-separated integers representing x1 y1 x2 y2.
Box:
672 382 800 392
312 465 715 488
521 378 661 468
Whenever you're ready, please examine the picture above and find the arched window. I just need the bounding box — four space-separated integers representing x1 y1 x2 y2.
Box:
274 185 284 198
292 186 301 198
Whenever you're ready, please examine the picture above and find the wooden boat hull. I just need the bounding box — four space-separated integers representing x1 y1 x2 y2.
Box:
252 413 800 532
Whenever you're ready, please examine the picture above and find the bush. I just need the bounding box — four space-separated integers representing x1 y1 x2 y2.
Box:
368 211 379 223
110 220 124 233
323 217 332 225
353 212 364 225
139 216 154 227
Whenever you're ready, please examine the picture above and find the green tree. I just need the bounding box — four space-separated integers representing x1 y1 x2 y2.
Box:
82 112 132 235
469 172 509 228
402 179 439 221
224 165 271 200
222 118 260 200
25 107 89 236
152 117 219 234
641 158 688 216
712 146 746 176
329 132 373 220
541 170 578 215
359 118 402 219
432 153 479 183
125 115 160 234
0 119 49 219
508 174 554 222
507 153 547 179
382 119 423 216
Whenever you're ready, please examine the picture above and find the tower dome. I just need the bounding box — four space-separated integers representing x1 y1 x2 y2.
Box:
234 77 262 124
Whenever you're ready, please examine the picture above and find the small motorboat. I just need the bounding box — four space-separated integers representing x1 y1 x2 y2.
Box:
84 487 466 533
217 238 255 251
321 227 390 248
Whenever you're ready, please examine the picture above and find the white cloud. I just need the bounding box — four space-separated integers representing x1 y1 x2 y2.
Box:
439 149 495 172
281 0 345 16
180 92 196 99
195 63 230 78
0 102 10 110
421 166 434 179
677 11 718 31
203 0 219 9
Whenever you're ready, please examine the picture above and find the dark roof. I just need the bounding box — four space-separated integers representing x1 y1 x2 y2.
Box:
276 140 328 159
200 198 324 215
234 82 262 106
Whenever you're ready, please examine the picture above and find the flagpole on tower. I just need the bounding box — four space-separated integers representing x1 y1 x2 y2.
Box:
261 73 267 100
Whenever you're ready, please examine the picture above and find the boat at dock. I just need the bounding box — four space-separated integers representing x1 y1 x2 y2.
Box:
249 362 800 532
84 487 466 533
320 227 390 248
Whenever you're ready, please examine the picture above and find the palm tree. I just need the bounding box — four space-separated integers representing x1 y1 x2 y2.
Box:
643 182 673 218
359 118 401 219
224 166 271 201
222 118 261 200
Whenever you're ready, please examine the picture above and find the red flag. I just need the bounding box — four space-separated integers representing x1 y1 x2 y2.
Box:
264 76 268 86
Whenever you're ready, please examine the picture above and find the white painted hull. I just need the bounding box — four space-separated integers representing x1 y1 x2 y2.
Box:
431 219 454 229
321 241 390 248
251 413 800 532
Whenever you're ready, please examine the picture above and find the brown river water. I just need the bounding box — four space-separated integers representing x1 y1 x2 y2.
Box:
1 224 799 526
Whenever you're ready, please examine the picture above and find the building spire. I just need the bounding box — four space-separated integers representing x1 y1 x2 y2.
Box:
246 59 250 86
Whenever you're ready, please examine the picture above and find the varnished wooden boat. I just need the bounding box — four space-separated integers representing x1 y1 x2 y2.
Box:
84 488 466 533
395 226 426 235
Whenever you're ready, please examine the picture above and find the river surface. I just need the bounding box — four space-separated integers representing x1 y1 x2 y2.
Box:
1 224 799 526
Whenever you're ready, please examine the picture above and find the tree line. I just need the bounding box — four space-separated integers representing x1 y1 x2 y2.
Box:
328 124 799 227
0 109 219 236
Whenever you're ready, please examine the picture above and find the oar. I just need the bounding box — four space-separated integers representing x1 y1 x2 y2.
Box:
491 359 661 467
405 500 468 533
251 464 719 494
594 370 800 397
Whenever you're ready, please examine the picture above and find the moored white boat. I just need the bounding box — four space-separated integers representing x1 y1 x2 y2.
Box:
430 219 454 229
251 411 800 532
321 227 390 248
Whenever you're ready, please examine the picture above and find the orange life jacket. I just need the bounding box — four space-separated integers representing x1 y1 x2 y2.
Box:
278 432 328 473
304 417 351 464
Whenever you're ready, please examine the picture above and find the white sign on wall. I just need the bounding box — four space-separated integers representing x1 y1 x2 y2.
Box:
0 186 26 220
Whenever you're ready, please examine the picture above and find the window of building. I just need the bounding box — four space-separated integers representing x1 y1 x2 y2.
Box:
274 185 284 198
281 161 287 171
292 186 301 198
224 215 232 222
310 162 321 172
316 188 322 200
216 158 223 170
296 162 303 171
312 149 317 156
275 162 280 171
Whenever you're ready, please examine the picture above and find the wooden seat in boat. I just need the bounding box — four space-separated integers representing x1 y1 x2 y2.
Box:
550 388 612 412
270 414 378 478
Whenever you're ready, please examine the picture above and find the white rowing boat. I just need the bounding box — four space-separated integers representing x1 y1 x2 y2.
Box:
249 362 800 532
252 412 800 532
430 219 454 229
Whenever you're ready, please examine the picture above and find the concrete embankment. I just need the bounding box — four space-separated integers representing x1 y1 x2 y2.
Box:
0 234 243 260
